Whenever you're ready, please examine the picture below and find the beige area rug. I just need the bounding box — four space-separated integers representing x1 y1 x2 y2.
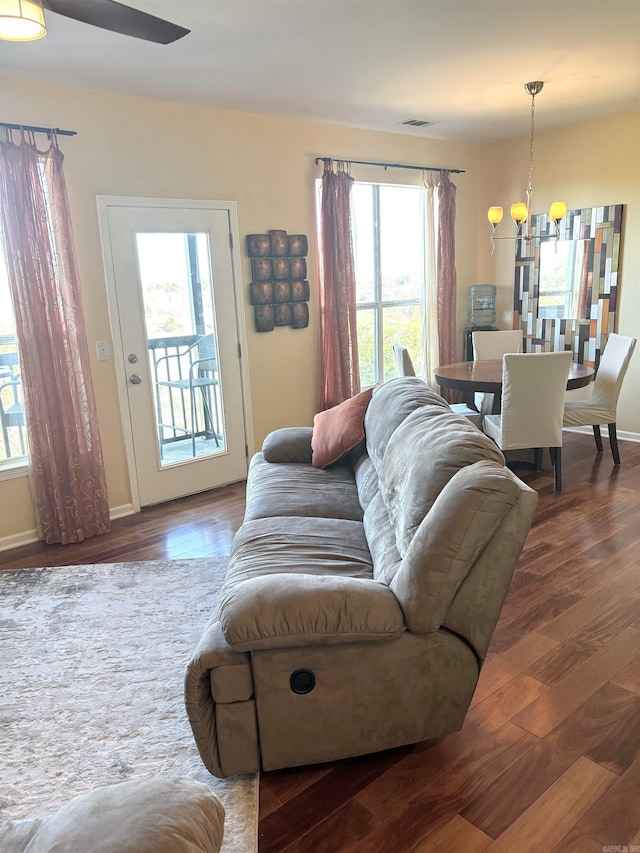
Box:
0 558 257 853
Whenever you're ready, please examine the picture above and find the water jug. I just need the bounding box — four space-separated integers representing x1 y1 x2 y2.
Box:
468 284 496 327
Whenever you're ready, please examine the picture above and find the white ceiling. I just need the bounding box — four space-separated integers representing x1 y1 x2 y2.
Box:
1 0 639 143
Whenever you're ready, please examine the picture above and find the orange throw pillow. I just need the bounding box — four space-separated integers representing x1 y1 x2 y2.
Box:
311 387 375 468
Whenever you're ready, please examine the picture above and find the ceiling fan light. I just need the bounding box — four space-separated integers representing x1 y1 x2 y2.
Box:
0 0 46 41
549 200 567 222
510 202 528 225
488 206 504 225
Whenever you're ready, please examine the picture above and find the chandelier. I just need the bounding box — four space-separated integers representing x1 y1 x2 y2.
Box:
488 81 566 252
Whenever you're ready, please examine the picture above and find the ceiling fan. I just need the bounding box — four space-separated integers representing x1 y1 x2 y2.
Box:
0 0 190 44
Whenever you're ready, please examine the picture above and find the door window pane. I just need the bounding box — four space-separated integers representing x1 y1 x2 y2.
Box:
135 232 224 466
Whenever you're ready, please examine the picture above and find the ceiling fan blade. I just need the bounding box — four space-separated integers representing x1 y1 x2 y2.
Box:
42 0 190 44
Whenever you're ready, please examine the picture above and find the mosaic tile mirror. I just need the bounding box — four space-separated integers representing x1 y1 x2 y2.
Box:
513 204 624 368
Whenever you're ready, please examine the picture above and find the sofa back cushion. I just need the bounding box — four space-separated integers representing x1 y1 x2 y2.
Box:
390 461 536 645
364 377 449 473
380 405 505 558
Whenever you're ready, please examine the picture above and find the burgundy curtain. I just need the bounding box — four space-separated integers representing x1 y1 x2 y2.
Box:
0 130 111 544
318 159 360 409
436 170 458 402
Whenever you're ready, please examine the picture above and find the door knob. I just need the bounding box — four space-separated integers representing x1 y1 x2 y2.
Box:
129 374 142 385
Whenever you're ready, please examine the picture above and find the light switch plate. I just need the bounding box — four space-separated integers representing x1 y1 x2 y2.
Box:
96 340 111 362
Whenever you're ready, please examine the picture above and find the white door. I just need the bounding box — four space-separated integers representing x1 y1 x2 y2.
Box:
98 197 251 507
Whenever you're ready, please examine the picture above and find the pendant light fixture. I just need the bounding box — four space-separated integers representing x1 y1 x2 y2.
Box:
488 81 567 253
0 0 46 40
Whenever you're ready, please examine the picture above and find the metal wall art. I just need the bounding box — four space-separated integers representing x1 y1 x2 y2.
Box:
247 230 310 332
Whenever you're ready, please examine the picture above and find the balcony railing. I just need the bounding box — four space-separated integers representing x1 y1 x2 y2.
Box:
0 334 223 468
0 335 26 466
148 335 222 463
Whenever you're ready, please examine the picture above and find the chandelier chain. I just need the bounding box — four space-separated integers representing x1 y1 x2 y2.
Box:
527 91 536 195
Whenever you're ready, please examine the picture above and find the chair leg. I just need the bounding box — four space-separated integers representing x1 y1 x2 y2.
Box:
553 447 562 492
534 448 543 471
592 424 603 452
608 422 621 466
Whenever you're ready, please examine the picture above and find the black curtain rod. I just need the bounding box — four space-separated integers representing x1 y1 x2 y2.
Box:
0 121 77 138
315 156 464 174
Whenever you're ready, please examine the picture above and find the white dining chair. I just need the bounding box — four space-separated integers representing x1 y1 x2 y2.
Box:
563 333 637 465
472 329 524 415
393 343 416 377
393 342 481 427
483 351 573 492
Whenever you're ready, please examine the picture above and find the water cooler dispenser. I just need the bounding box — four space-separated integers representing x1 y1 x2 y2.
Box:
465 284 497 360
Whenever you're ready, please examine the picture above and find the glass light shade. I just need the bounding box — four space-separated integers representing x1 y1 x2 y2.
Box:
549 200 567 222
510 202 528 224
0 0 46 40
487 206 504 225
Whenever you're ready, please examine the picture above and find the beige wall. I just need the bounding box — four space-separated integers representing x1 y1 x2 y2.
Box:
1 77 637 545
0 75 485 543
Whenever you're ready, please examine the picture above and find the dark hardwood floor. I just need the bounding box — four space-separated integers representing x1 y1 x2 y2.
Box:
2 432 639 851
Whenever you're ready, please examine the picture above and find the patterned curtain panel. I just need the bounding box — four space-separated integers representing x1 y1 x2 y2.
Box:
436 170 458 402
0 130 111 544
318 159 360 410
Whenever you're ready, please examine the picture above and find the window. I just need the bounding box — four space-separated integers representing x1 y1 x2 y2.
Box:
0 247 27 475
351 183 425 386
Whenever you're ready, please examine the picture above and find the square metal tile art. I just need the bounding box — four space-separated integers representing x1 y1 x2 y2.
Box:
514 204 624 367
247 230 310 332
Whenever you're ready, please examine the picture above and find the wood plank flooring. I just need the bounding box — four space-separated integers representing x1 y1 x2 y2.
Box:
1 432 639 851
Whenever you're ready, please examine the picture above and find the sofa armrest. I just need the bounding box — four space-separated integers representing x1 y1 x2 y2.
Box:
219 575 405 651
262 427 313 463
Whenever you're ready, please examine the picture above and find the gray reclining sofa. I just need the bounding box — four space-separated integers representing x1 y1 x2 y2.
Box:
185 377 538 778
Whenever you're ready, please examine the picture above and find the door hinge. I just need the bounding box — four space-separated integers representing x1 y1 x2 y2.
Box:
245 444 249 459
229 232 233 250
237 342 242 359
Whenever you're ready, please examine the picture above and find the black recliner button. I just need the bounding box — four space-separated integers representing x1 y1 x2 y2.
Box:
290 669 315 694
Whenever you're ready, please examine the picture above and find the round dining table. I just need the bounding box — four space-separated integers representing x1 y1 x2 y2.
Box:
434 358 594 414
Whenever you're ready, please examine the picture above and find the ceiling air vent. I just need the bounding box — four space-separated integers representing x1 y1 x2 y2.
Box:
400 119 433 127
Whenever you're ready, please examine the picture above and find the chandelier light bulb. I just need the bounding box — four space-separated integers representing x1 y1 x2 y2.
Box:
549 200 567 223
487 206 504 225
510 202 528 225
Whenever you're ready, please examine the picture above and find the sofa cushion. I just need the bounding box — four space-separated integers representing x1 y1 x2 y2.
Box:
390 461 525 634
364 377 449 473
0 777 225 853
311 387 374 468
244 453 363 522
381 405 505 556
227 516 373 585
220 573 405 651
363 491 402 584
262 427 313 463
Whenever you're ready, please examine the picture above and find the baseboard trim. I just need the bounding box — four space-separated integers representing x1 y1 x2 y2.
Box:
0 528 39 553
0 503 139 553
109 503 137 521
565 426 640 443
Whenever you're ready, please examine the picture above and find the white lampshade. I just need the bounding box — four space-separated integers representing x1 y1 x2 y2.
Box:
0 0 46 41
